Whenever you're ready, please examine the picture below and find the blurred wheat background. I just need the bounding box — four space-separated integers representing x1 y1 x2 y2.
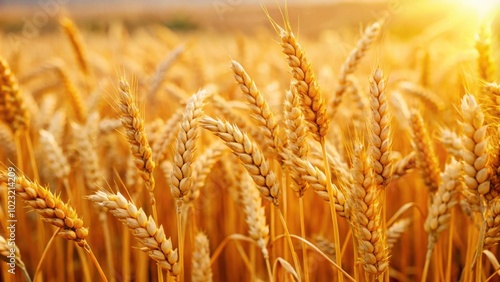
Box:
0 0 500 281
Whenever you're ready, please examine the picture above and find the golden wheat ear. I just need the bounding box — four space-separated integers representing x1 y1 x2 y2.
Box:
0 173 89 247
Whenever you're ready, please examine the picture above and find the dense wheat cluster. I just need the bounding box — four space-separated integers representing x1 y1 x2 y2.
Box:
0 1 500 281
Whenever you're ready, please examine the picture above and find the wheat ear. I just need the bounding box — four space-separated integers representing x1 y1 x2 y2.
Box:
475 21 495 82
410 111 441 193
231 60 280 155
88 191 180 276
200 116 280 206
0 56 29 134
0 234 31 282
484 198 500 248
331 21 382 114
59 16 90 76
283 150 347 216
152 109 183 164
39 130 71 181
283 88 310 196
460 94 490 201
424 158 462 246
0 173 89 246
191 232 213 282
53 64 87 123
278 24 330 141
369 67 393 187
170 90 208 204
118 78 157 209
348 145 389 275
390 151 417 182
387 218 411 251
188 142 226 203
440 129 463 160
71 123 103 191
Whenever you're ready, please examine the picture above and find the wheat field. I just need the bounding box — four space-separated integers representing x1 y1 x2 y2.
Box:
0 0 500 281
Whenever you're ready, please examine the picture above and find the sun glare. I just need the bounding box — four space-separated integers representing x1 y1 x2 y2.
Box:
459 0 499 18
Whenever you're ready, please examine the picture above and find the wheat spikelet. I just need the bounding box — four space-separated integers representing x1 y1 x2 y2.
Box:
59 17 90 76
200 116 280 206
191 232 213 282
390 151 417 182
307 139 352 187
240 172 270 258
369 67 393 187
71 123 103 191
0 173 89 247
397 81 444 112
53 64 87 123
475 21 495 82
188 142 226 203
460 94 490 201
118 78 156 205
313 235 336 260
152 110 183 164
410 111 441 193
37 94 58 130
39 129 71 180
424 158 462 246
0 56 29 134
387 218 411 251
331 21 381 113
0 234 24 267
484 198 500 248
147 44 185 99
88 191 180 275
483 82 500 119
47 109 66 148
348 144 388 275
144 118 165 150
283 150 347 216
277 23 329 141
98 118 122 135
283 88 310 196
212 94 264 147
0 124 15 158
231 60 280 155
440 129 463 160
170 90 208 203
